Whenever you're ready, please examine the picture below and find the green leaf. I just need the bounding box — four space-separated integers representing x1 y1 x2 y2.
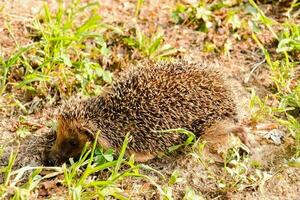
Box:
157 128 196 152
183 187 204 200
103 153 114 162
195 7 212 21
248 20 260 33
6 45 32 67
102 70 113 83
101 45 110 57
60 53 72 67
287 157 300 168
72 185 82 200
277 38 300 52
16 73 51 88
227 14 241 30
76 15 102 36
123 37 137 47
169 170 182 186
16 127 31 138
148 35 163 55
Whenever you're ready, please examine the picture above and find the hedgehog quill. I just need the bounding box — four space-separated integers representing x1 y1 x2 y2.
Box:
45 61 237 165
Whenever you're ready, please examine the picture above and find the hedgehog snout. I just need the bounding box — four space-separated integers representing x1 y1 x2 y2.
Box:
43 145 68 166
44 150 60 166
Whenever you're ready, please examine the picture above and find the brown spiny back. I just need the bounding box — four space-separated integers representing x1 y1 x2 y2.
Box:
58 60 238 153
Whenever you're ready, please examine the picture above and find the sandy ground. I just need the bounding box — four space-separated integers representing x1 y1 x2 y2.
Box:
0 0 300 199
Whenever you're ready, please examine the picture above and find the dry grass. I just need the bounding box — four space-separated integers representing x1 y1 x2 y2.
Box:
0 0 299 199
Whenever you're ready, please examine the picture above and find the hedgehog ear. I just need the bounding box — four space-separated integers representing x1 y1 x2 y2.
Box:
82 127 94 140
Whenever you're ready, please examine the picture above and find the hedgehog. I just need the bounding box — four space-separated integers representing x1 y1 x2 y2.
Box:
44 61 237 165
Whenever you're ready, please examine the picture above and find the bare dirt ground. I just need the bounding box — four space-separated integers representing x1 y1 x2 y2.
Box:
0 0 300 199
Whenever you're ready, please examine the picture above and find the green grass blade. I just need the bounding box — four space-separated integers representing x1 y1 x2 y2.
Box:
113 132 130 177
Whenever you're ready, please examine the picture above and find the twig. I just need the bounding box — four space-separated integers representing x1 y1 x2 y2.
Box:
244 59 266 83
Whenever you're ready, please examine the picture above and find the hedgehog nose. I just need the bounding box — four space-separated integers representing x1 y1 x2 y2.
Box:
43 151 57 166
44 158 56 166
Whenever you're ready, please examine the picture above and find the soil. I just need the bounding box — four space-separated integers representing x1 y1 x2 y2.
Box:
0 0 300 199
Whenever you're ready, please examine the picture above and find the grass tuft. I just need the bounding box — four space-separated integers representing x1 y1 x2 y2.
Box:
249 1 300 158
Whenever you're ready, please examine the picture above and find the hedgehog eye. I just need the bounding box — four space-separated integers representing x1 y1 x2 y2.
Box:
69 139 79 146
83 130 91 136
